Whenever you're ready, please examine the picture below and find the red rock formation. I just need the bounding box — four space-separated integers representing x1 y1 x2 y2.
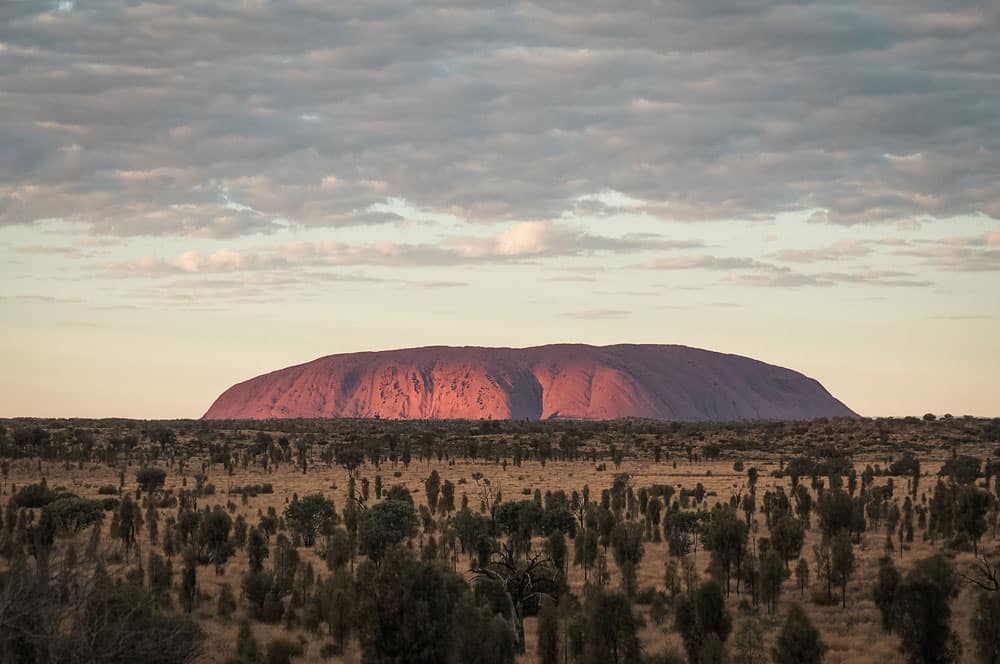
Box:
203 344 857 421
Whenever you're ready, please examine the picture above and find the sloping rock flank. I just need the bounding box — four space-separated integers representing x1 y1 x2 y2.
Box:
203 344 857 421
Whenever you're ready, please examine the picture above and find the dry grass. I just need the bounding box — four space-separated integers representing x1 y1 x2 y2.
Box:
2 420 997 664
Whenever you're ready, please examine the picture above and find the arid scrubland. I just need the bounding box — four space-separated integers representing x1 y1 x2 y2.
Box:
1 415 999 664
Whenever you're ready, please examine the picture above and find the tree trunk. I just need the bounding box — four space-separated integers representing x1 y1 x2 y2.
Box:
513 600 526 655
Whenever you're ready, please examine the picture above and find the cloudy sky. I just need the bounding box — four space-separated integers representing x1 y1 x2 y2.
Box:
1 0 998 418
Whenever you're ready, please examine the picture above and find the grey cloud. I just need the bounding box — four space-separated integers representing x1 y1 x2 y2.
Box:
637 255 769 270
773 240 873 263
0 0 996 238
898 231 1000 271
724 271 835 288
903 246 1000 272
817 270 933 287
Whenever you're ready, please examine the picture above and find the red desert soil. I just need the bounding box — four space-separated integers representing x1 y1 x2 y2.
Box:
203 344 857 421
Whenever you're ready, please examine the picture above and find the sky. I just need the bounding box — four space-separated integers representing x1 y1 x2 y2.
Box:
1 0 998 419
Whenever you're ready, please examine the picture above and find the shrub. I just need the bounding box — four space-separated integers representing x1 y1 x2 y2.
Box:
136 468 167 493
265 638 303 664
14 482 59 508
42 496 104 535
318 642 342 659
217 583 237 618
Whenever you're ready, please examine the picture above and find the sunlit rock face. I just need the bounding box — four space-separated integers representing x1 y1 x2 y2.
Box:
203 344 857 421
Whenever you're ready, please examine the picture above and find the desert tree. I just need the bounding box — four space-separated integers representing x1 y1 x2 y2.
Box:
760 548 788 614
771 514 806 568
873 556 901 632
955 485 991 554
284 493 337 547
475 476 503 537
136 467 167 495
117 495 143 560
472 543 561 655
546 530 568 577
179 547 197 613
357 498 417 565
574 522 599 582
217 583 237 618
940 455 982 486
793 484 813 527
772 603 826 664
675 580 732 664
316 569 353 652
146 499 159 545
795 558 810 598
0 552 203 664
610 521 644 596
355 546 463 664
816 488 855 540
41 496 104 537
247 526 269 573
335 445 365 482
813 539 834 603
973 589 1000 664
233 514 247 550
830 530 855 608
732 619 766 664
450 600 518 664
580 587 642 664
439 479 456 514
702 506 748 596
196 508 234 574
537 596 560 664
891 555 961 664
324 527 353 572
425 470 441 514
148 551 173 608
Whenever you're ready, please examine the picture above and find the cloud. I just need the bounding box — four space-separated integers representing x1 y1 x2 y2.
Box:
109 221 698 274
633 251 936 287
927 315 994 320
637 255 768 270
898 231 1000 271
13 244 85 257
723 271 835 288
0 294 84 303
817 270 933 287
407 280 467 289
0 0 996 239
772 240 873 263
561 309 631 320
445 222 703 258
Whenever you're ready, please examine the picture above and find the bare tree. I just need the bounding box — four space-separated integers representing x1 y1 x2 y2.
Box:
960 549 999 592
474 475 502 537
471 543 560 655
